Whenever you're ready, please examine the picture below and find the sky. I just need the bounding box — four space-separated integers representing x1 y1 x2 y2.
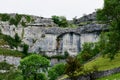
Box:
0 0 104 20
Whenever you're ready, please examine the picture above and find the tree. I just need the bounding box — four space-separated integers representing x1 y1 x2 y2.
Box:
52 15 68 27
77 42 100 63
22 44 29 56
14 33 21 44
65 56 83 80
48 63 65 80
20 54 50 80
97 0 120 58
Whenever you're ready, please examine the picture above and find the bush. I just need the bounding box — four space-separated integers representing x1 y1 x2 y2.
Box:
0 61 13 70
20 54 50 80
48 63 65 80
65 56 83 79
9 18 18 26
52 16 68 27
64 51 69 58
0 70 23 80
0 48 23 57
21 21 26 27
0 14 10 21
0 33 21 48
22 44 29 56
77 42 100 63
37 73 47 80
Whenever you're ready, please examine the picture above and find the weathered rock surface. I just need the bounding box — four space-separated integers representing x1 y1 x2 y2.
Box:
0 13 108 56
0 55 21 67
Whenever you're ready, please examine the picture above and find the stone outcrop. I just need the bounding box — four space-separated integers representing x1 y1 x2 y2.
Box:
0 13 108 56
0 55 21 67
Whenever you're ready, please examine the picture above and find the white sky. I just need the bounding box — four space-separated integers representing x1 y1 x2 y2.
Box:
0 0 104 20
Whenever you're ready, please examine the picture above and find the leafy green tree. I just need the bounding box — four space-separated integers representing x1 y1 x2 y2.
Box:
20 54 50 80
77 42 100 63
48 63 65 80
65 56 83 80
52 15 68 27
97 0 120 58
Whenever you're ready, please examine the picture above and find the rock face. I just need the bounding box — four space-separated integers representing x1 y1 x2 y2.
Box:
0 55 21 67
0 13 108 56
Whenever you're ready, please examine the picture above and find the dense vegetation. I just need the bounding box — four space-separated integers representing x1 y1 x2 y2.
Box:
0 13 33 27
48 63 65 80
0 33 21 48
97 0 120 59
0 48 23 57
20 54 49 80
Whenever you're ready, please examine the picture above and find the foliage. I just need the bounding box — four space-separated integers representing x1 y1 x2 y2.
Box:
20 54 50 80
0 13 33 27
43 52 69 60
0 33 21 48
65 56 83 79
77 42 100 63
96 0 120 58
22 44 29 56
21 21 26 27
0 70 23 80
9 14 22 27
25 15 31 23
0 14 10 21
48 63 65 80
36 73 47 80
9 18 17 26
15 33 21 44
52 15 68 27
0 48 23 57
64 51 69 58
0 61 13 70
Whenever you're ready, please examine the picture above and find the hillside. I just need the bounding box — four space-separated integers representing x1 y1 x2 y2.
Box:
84 53 120 71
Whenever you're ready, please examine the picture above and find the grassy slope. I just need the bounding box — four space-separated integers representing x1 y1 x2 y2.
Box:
84 53 120 71
97 73 120 80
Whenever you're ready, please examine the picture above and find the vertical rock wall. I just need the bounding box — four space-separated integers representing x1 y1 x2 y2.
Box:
57 33 81 55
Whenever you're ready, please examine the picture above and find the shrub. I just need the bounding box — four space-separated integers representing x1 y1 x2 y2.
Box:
25 16 31 23
37 73 47 80
20 54 50 80
14 33 21 44
64 51 69 58
0 61 13 70
22 44 29 56
21 21 26 27
0 33 21 48
0 14 10 21
48 63 65 80
9 18 19 27
65 56 83 79
0 48 23 57
77 42 100 63
52 15 68 27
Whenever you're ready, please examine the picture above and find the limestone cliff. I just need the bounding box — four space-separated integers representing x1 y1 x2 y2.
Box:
0 13 108 56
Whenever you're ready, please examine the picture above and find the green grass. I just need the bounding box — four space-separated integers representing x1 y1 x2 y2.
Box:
0 48 23 57
84 53 120 71
97 72 120 80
